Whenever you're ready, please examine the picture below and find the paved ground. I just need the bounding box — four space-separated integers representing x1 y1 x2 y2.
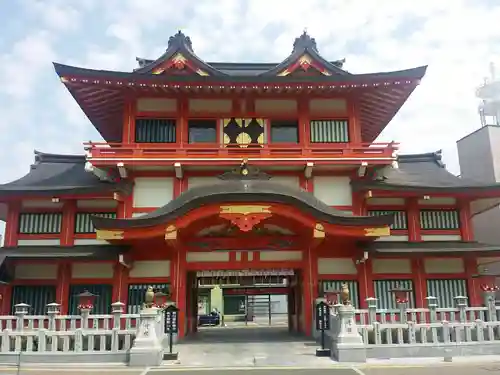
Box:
177 326 331 367
4 362 500 375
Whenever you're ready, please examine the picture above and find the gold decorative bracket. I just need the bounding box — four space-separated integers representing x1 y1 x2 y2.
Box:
165 225 177 241
313 223 325 239
96 229 124 240
219 205 271 215
364 227 391 237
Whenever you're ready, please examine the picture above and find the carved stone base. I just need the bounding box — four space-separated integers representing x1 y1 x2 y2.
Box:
333 344 366 363
332 305 366 363
129 307 164 366
129 347 164 367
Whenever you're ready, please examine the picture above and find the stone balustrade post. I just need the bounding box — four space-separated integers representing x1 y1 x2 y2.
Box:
46 303 60 331
80 308 91 330
454 296 468 323
14 303 30 331
425 296 438 323
365 297 377 324
397 301 408 323
111 302 125 329
483 291 497 322
129 306 164 367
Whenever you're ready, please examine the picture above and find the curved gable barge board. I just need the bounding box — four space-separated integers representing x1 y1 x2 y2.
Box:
91 180 394 230
133 31 226 76
259 32 349 77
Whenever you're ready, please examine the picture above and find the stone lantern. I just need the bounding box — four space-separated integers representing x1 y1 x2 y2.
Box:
75 289 98 311
390 283 412 306
154 291 169 309
480 283 499 305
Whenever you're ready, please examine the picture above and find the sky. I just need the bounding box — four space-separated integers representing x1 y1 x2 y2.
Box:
0 0 499 235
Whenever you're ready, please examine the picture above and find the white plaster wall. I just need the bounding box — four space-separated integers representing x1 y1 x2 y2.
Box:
269 176 300 187
309 99 347 115
73 239 110 245
418 197 456 206
15 264 58 279
258 251 302 261
255 99 297 115
136 98 177 112
76 200 117 209
424 258 464 274
186 252 230 262
129 261 170 278
367 198 406 206
312 176 352 206
372 259 412 274
187 177 220 189
189 99 232 114
72 263 114 279
22 200 63 209
421 235 462 241
317 258 357 275
375 235 409 242
133 177 174 208
17 239 61 246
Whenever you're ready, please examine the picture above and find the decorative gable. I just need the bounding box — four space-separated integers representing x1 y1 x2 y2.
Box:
277 54 333 77
135 30 222 77
151 52 209 76
261 31 348 77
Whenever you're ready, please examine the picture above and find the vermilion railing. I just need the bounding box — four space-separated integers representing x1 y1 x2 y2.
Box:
84 142 399 161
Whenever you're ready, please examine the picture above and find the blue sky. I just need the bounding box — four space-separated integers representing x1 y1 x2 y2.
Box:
0 0 499 235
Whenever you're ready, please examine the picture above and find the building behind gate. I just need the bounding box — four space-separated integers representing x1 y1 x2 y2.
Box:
1 31 500 338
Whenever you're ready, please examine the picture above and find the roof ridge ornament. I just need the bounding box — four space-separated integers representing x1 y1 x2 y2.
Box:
168 30 193 52
292 30 318 53
217 159 271 180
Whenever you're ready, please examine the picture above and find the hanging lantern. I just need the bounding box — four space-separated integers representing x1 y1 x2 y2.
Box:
75 289 98 310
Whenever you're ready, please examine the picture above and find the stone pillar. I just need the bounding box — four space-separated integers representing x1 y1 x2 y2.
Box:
14 303 30 330
129 307 164 367
331 305 366 363
483 291 497 322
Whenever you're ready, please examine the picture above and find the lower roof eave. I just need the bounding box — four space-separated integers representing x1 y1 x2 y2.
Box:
368 241 500 254
351 182 500 195
0 244 130 260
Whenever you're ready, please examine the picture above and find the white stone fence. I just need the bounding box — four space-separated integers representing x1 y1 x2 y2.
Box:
0 301 169 365
322 293 500 362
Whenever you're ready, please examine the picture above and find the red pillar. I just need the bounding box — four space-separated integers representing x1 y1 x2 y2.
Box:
60 201 76 246
412 257 426 307
4 201 20 247
407 198 421 242
464 256 479 306
303 247 314 336
112 264 129 304
56 262 71 314
175 247 187 338
459 199 474 241
348 99 362 144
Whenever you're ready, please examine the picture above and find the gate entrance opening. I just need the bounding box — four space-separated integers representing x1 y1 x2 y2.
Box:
185 269 303 337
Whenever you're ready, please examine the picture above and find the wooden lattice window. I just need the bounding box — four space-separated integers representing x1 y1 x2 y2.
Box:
18 213 62 234
74 212 117 234
420 210 460 230
368 210 408 230
310 119 349 143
